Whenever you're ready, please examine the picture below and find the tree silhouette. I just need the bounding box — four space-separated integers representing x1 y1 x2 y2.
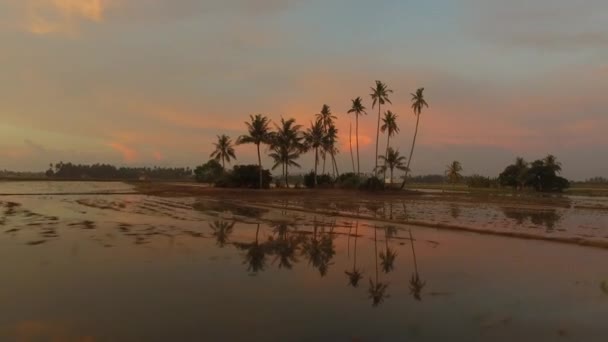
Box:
377 148 408 185
269 117 304 187
316 104 337 175
209 220 236 247
302 221 336 277
401 88 429 189
380 110 400 182
235 223 269 274
370 81 393 176
303 120 326 187
210 134 237 171
348 97 367 175
445 161 463 186
237 114 272 189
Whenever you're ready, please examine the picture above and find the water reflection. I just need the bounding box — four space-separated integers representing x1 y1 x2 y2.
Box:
409 230 426 301
345 221 364 287
502 208 562 232
302 220 336 277
369 226 389 307
209 220 235 247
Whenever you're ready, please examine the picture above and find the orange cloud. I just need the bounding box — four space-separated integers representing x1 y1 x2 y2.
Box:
22 0 108 35
107 142 137 162
153 151 164 161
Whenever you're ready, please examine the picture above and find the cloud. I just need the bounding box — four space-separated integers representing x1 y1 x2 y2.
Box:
18 0 109 35
107 142 137 162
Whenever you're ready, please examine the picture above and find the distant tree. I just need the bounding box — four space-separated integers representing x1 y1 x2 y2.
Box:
401 87 429 189
348 97 367 175
315 104 337 174
194 159 224 183
499 155 568 192
445 161 463 186
237 114 272 189
370 81 393 176
210 134 236 171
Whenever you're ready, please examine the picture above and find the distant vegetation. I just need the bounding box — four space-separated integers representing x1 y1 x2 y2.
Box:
499 155 569 192
45 162 192 180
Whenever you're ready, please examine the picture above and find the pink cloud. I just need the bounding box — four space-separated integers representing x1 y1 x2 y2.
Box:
107 142 137 162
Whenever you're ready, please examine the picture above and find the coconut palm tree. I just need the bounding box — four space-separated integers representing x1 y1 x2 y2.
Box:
324 123 340 178
303 119 326 187
237 114 272 188
377 148 408 185
269 118 304 187
210 134 237 171
316 105 337 175
348 97 367 175
445 160 463 186
370 81 393 176
380 110 399 181
348 122 355 173
209 220 236 247
401 88 429 189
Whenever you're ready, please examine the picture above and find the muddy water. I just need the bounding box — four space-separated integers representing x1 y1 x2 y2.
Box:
1 182 607 341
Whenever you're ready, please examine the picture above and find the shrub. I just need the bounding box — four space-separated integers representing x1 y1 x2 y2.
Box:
194 160 224 183
303 172 333 188
360 177 384 191
230 165 272 189
335 173 362 189
467 174 492 188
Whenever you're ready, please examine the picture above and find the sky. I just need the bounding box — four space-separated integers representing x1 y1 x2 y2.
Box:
0 0 607 180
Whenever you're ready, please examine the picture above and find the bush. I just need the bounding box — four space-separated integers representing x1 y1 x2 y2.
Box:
335 173 362 189
303 172 333 188
194 160 224 183
213 165 272 189
467 174 492 188
360 177 384 191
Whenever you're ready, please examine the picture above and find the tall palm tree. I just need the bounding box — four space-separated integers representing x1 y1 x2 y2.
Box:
316 105 337 174
380 110 399 181
348 122 355 173
303 120 326 187
370 81 393 176
237 114 272 188
269 118 304 187
348 97 367 175
377 148 408 185
445 160 463 186
210 134 237 171
401 88 429 189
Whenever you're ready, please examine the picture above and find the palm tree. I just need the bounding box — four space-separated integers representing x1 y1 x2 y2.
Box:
237 114 272 188
209 220 236 247
401 88 429 189
316 105 337 175
380 110 399 182
445 161 463 186
370 81 393 176
303 120 326 187
210 134 237 171
324 123 340 178
544 154 562 173
377 148 408 185
269 118 304 187
348 121 355 173
348 97 367 175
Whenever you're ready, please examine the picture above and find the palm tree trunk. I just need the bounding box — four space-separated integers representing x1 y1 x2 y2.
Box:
356 115 360 175
390 168 394 185
383 135 390 183
375 105 381 176
322 153 326 175
331 152 339 178
257 143 262 189
349 122 355 173
222 156 225 171
285 163 289 188
401 114 421 189
314 147 319 187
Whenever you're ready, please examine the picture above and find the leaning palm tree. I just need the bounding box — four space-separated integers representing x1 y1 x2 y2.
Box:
401 88 429 189
269 118 304 187
377 148 408 185
348 97 367 175
210 134 237 171
445 160 463 187
370 81 393 175
303 120 326 187
380 110 399 181
237 114 272 188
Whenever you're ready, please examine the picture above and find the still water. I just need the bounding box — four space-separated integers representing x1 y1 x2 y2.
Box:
1 182 607 341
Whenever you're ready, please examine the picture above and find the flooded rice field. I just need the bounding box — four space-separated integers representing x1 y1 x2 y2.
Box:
1 182 607 341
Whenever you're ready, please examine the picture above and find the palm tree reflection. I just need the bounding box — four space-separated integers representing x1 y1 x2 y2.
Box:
380 225 397 273
209 220 236 247
270 221 300 269
302 220 336 277
408 229 426 301
368 226 389 307
235 223 268 274
345 220 364 287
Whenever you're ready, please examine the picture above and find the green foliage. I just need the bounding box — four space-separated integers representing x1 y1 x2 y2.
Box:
303 171 333 188
217 165 272 189
360 177 385 191
499 156 569 192
466 174 493 188
335 173 362 189
194 159 224 183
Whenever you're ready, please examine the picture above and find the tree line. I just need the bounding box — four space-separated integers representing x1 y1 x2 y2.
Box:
46 162 192 180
